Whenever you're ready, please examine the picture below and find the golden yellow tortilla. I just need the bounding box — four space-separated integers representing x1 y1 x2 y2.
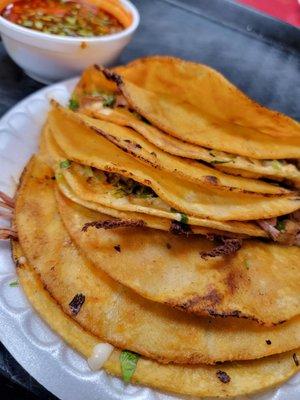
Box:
43 123 265 237
47 104 300 221
74 65 300 187
13 241 300 398
74 110 288 196
57 174 231 236
114 56 300 158
57 190 300 326
15 156 300 363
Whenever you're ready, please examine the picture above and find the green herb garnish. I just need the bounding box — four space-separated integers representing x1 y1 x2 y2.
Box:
120 350 140 383
105 172 157 199
2 0 124 38
60 160 71 169
69 98 79 111
22 20 33 28
103 94 116 107
271 160 282 171
180 213 188 224
276 220 286 232
244 259 250 270
9 280 19 287
170 208 188 224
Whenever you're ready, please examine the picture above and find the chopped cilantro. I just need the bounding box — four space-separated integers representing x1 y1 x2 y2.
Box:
170 208 188 224
244 259 250 270
271 160 282 171
60 160 71 169
103 94 116 107
88 90 116 107
180 213 189 224
120 350 140 383
9 280 19 287
276 220 286 232
68 98 79 111
105 172 157 198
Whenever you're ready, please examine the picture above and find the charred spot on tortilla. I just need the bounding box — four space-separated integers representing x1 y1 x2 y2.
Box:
216 370 231 384
98 66 124 86
266 340 272 345
166 242 172 249
124 139 142 149
204 175 219 185
114 244 121 252
293 353 299 367
174 290 223 313
169 220 193 236
200 237 242 259
82 219 146 232
69 293 85 316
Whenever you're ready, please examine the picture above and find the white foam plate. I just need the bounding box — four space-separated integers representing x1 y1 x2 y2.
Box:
0 80 299 400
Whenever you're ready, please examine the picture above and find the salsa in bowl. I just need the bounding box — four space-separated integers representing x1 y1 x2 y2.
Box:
0 0 139 83
1 0 129 37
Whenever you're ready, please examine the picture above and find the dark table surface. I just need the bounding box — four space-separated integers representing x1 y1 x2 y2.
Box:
0 0 299 399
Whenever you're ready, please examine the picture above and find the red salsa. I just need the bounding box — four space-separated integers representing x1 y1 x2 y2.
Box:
1 0 124 37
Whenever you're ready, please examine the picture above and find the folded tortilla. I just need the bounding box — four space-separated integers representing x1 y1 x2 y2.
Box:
15 156 300 363
113 56 300 158
57 187 300 326
13 241 300 398
73 65 300 187
47 104 300 221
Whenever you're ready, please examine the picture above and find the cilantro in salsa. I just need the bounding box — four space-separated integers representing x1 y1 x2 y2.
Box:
1 0 124 37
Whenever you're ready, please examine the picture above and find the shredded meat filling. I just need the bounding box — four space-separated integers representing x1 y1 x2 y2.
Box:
257 212 300 246
200 237 242 259
0 191 16 239
0 191 15 209
82 219 146 232
169 220 193 236
0 228 18 240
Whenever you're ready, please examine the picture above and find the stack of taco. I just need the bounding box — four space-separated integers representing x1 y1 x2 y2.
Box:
6 56 300 398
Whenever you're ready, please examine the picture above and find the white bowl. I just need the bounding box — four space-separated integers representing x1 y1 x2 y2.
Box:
0 0 139 84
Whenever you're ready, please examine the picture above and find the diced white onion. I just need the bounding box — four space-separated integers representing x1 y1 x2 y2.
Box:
87 343 114 371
